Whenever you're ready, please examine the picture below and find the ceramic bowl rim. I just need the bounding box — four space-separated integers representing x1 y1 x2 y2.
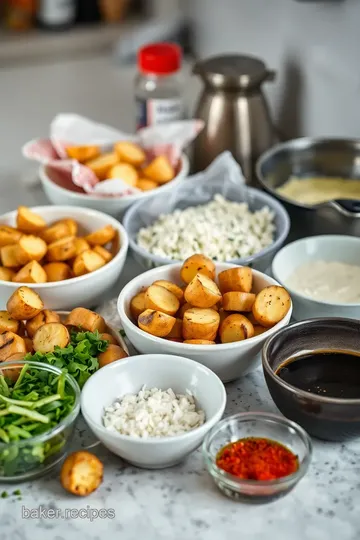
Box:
80 353 227 445
117 262 293 352
272 235 360 308
262 317 360 405
0 205 128 289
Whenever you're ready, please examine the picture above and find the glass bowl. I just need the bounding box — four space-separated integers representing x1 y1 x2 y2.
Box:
0 361 81 483
202 412 312 503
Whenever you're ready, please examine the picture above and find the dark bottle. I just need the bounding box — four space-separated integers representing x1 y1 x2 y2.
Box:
37 0 76 31
76 0 100 24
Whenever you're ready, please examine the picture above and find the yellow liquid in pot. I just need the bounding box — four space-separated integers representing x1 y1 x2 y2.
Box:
277 176 360 205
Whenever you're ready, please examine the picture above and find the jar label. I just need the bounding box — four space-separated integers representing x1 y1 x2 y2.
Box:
136 98 184 130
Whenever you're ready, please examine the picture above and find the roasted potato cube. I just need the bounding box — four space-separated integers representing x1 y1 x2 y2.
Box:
55 218 78 237
13 261 47 284
184 274 221 309
180 254 216 284
60 451 103 496
43 262 73 282
41 222 71 244
98 344 128 368
93 245 112 263
24 337 34 353
33 323 70 354
177 302 193 319
137 179 158 191
0 311 20 334
85 225 116 246
145 284 180 316
0 267 15 281
222 292 256 312
218 267 253 294
142 155 174 184
66 145 100 163
16 206 46 234
47 236 76 262
109 163 138 187
85 152 118 181
183 308 220 341
7 286 44 320
15 235 47 265
26 309 61 338
73 249 106 276
252 286 291 327
1 244 21 267
65 308 106 333
130 292 146 320
138 309 176 337
153 280 184 302
73 237 90 256
100 332 117 345
219 314 254 343
114 141 146 166
0 226 22 247
0 331 27 361
183 339 216 345
166 318 183 340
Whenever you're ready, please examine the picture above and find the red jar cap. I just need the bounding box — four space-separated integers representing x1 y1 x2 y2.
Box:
138 43 182 75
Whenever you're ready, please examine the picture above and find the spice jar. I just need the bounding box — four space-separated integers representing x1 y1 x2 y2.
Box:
135 43 184 131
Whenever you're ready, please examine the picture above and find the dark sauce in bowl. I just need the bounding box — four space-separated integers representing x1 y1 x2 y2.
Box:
275 350 360 399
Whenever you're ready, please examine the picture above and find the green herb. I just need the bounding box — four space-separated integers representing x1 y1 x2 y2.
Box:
119 329 126 337
24 330 109 388
1 491 8 498
13 489 21 496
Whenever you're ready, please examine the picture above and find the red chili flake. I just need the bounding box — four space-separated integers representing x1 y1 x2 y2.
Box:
216 437 299 481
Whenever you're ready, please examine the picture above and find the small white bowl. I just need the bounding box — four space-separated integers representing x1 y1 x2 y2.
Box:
0 206 128 310
272 235 360 321
80 354 227 469
117 263 292 382
39 154 190 219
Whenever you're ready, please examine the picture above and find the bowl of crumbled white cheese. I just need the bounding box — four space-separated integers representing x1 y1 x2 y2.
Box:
80 354 226 469
123 189 290 272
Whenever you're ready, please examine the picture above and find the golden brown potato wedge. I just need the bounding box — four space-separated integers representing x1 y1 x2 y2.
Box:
16 206 46 234
73 237 90 256
65 308 106 333
85 152 119 181
72 250 106 276
24 337 34 353
41 222 71 244
183 339 216 345
184 273 221 309
98 344 128 368
0 311 20 334
66 145 100 163
218 267 253 294
138 309 176 337
252 286 291 328
85 225 116 246
60 451 103 496
0 267 15 281
43 262 73 282
180 254 215 284
13 261 47 284
0 226 22 247
166 318 183 340
93 245 112 263
1 245 21 267
137 179 158 191
15 235 47 265
109 164 138 187
100 332 117 345
130 292 146 320
219 314 254 343
145 284 180 316
222 292 256 312
26 310 61 338
0 331 26 361
47 236 76 262
114 141 146 166
56 218 78 237
33 323 70 354
153 280 184 302
7 286 44 320
177 302 193 319
142 155 174 184
183 308 220 341
253 325 268 337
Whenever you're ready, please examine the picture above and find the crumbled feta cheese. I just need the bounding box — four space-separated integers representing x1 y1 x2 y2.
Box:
136 195 275 261
103 386 205 438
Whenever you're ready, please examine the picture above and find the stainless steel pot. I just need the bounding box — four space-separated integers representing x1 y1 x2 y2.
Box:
256 138 360 239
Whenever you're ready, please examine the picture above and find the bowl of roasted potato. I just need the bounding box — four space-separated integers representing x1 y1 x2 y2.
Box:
118 254 292 382
39 146 190 218
0 205 128 310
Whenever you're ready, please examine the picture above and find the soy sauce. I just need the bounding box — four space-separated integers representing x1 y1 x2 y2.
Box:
275 351 360 399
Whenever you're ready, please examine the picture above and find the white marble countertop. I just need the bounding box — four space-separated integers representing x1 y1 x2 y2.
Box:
0 54 359 540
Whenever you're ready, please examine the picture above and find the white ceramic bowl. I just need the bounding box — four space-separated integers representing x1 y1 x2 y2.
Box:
81 354 227 469
117 263 292 382
0 206 128 310
39 154 190 219
272 235 360 321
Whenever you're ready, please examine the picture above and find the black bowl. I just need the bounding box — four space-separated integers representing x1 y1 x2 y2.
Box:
262 318 360 442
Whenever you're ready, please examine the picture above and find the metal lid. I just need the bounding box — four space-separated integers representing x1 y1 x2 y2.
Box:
193 54 273 89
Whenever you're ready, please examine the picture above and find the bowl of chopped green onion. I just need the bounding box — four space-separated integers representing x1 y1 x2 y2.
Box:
0 361 80 482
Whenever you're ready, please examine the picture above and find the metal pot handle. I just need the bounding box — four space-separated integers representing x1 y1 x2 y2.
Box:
326 199 360 218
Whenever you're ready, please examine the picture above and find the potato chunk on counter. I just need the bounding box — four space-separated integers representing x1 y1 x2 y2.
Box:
60 451 103 496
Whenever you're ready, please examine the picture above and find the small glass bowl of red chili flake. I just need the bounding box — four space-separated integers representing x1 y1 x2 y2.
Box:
203 412 312 503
